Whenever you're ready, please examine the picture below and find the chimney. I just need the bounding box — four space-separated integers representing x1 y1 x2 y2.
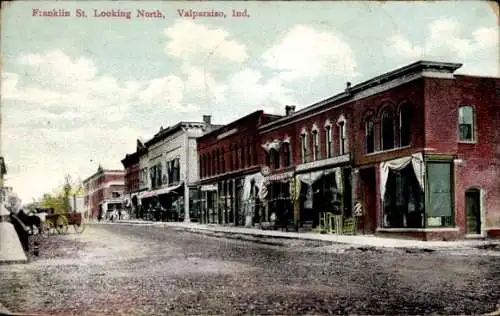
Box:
285 105 296 116
202 115 212 125
345 81 352 94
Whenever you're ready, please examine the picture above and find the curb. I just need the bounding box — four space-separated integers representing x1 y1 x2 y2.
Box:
117 221 500 252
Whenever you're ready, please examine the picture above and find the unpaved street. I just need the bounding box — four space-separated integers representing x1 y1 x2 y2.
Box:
1 224 499 315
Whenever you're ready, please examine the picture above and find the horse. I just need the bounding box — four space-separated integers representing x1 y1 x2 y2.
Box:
15 209 43 234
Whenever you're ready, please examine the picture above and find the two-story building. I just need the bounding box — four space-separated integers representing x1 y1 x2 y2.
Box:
137 116 219 222
120 139 145 218
197 110 281 226
259 99 354 231
345 61 499 240
257 60 499 240
231 60 499 240
83 166 125 219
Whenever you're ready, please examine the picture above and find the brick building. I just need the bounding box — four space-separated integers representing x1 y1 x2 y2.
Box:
83 166 125 219
120 140 144 218
255 60 499 240
197 110 281 226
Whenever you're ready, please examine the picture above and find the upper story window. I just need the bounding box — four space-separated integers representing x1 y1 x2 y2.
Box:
458 105 476 142
241 144 246 168
282 142 291 167
300 131 308 163
312 129 320 161
252 143 258 165
325 124 333 158
157 162 162 187
167 158 180 184
399 103 412 147
338 120 347 155
265 150 271 166
220 148 226 174
228 145 234 171
270 148 280 169
381 108 395 150
365 117 375 154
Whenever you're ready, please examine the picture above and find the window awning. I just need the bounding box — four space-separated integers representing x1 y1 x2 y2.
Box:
265 171 294 182
142 182 184 198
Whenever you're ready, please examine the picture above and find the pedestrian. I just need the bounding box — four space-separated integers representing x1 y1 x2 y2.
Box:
270 212 277 230
118 209 122 221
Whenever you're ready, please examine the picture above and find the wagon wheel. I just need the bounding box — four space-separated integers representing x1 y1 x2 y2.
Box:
73 221 85 233
43 221 56 236
56 215 69 234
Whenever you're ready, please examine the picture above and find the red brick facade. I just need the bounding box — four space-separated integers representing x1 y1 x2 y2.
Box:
121 152 140 195
83 168 125 219
198 111 281 181
196 61 498 240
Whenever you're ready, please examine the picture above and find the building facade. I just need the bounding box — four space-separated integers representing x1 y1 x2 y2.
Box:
194 60 499 240
197 111 281 226
134 116 219 222
83 166 125 219
121 140 144 218
259 102 354 232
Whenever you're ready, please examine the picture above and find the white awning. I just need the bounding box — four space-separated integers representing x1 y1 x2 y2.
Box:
201 184 218 191
142 182 183 198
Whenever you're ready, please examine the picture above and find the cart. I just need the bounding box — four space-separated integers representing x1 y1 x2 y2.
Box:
35 208 85 235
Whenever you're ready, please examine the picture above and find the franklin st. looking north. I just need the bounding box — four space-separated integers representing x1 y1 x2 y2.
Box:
31 8 251 19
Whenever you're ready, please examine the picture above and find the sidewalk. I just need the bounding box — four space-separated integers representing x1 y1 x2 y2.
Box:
114 219 500 250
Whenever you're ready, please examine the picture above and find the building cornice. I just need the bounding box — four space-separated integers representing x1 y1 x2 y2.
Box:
259 60 462 133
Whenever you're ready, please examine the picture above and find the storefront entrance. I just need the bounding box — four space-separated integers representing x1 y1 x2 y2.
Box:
465 188 481 235
359 167 377 234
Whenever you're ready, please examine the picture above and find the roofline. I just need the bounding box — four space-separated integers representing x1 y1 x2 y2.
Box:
259 60 463 131
144 121 208 147
197 110 264 141
83 169 125 183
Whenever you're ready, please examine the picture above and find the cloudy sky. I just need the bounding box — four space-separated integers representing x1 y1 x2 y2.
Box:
1 1 498 203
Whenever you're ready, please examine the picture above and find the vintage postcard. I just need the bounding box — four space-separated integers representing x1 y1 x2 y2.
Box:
1 0 499 315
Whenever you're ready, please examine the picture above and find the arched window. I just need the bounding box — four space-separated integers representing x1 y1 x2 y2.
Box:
381 109 395 150
325 124 333 158
228 145 234 171
271 148 280 169
300 131 308 163
312 129 320 161
265 149 271 166
458 105 476 142
207 153 212 177
282 142 291 167
241 143 246 168
399 103 412 147
220 148 225 173
365 117 375 154
212 150 217 175
338 120 347 155
200 154 204 178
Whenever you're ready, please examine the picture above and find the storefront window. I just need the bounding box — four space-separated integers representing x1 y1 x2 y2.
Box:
383 165 424 228
426 162 454 227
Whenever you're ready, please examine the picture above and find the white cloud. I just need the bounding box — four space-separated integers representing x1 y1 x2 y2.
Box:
222 68 296 115
164 20 248 63
138 75 185 107
261 25 359 81
385 18 499 76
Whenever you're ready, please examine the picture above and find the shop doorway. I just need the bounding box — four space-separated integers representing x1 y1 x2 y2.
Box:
359 167 377 234
465 188 481 235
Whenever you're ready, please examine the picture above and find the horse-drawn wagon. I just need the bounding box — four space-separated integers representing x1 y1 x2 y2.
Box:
34 208 85 235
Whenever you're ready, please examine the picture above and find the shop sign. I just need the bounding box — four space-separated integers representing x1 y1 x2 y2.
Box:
261 166 271 176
